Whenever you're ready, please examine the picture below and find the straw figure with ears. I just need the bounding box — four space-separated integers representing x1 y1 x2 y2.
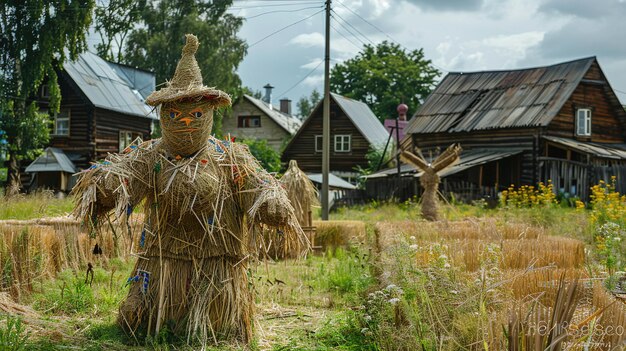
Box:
401 144 462 221
272 159 318 257
71 34 307 345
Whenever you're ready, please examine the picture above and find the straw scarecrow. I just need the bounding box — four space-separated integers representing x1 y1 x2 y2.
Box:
269 160 318 257
72 34 306 344
401 144 462 221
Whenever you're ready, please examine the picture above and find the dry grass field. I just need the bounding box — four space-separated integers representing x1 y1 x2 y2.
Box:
0 194 623 350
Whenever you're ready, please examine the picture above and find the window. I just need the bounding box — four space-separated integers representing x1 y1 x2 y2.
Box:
315 135 323 152
40 84 50 98
576 108 591 136
238 115 261 128
52 109 70 136
119 131 142 152
334 135 351 152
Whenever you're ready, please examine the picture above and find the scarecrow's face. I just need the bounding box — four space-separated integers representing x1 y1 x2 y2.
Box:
160 100 214 156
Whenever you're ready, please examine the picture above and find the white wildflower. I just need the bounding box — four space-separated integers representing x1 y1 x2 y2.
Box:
364 315 372 321
388 298 400 305
409 236 416 241
410 244 419 250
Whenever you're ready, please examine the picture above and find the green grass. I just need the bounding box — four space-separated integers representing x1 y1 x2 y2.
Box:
0 192 73 220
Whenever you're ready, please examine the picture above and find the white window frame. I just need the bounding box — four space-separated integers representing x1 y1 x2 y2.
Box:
576 108 592 136
315 135 323 152
40 84 50 98
119 131 133 152
334 134 351 153
52 109 70 136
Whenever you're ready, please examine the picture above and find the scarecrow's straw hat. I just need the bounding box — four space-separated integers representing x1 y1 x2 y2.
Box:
145 34 231 107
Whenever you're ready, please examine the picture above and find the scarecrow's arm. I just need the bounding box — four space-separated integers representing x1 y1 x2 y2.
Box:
71 140 153 227
228 143 298 227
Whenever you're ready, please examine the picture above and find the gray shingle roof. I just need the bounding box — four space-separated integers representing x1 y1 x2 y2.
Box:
405 57 597 134
25 147 77 173
63 52 157 119
331 93 389 146
244 95 302 135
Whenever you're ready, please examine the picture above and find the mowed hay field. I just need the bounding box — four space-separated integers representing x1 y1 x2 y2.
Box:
373 219 626 350
0 197 625 350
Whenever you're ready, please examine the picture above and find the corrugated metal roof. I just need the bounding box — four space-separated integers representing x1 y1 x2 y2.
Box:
25 147 76 173
405 57 596 135
63 52 157 120
364 148 525 179
332 93 390 147
307 173 357 190
107 62 155 100
244 95 302 135
543 136 626 160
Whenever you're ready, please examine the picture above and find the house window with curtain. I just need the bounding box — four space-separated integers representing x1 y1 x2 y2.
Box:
334 135 351 152
52 109 70 136
576 108 591 136
238 115 261 128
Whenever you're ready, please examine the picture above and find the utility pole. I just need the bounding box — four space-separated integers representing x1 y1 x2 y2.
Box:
321 0 331 220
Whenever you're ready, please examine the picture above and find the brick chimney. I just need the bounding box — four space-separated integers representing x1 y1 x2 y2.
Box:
279 98 292 115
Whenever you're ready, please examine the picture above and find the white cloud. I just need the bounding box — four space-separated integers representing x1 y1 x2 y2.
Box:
303 74 324 87
301 59 324 69
289 32 324 48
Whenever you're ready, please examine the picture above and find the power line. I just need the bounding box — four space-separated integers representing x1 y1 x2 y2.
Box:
330 9 374 46
330 15 368 47
329 21 362 51
240 5 323 20
230 2 321 9
334 0 450 73
248 8 324 48
275 60 324 99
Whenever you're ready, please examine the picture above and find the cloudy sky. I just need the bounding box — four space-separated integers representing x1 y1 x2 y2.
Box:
231 0 626 114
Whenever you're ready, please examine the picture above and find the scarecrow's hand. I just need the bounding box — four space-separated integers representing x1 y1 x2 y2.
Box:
251 188 292 226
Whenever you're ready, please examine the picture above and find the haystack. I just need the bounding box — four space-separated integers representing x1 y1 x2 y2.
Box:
71 34 307 345
401 144 462 221
262 160 319 258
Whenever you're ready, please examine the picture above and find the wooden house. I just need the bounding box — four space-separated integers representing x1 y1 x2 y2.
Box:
282 93 390 181
224 94 301 152
27 52 156 191
366 57 626 200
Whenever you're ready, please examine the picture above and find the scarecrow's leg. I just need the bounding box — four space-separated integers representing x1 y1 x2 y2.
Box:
118 255 252 344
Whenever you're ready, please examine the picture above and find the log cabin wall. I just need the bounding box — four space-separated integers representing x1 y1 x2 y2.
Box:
94 109 152 161
548 61 626 144
43 72 95 170
282 99 371 174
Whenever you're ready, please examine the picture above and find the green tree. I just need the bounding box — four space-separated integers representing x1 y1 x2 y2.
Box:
94 0 142 62
296 89 321 120
330 41 440 121
241 139 281 173
123 0 247 135
0 0 95 195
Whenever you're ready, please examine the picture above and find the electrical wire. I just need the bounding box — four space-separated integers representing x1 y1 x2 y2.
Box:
275 60 324 98
248 8 324 48
330 9 374 46
329 20 364 51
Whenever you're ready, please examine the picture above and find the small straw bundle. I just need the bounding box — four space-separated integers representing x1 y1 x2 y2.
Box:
261 160 319 258
280 160 319 227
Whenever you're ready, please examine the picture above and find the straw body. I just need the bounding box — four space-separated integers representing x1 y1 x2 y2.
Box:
72 136 306 343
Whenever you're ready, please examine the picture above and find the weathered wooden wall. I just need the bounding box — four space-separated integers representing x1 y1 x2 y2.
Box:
94 109 151 161
282 99 371 174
